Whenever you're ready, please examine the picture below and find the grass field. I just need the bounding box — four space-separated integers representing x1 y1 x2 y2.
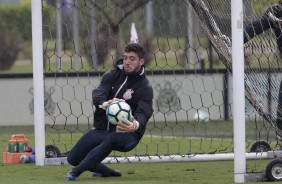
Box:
0 160 238 184
0 124 275 184
0 153 270 184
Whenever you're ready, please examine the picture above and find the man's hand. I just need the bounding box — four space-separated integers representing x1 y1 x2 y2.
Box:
268 12 282 27
99 100 113 110
116 116 139 133
268 12 282 23
98 98 125 110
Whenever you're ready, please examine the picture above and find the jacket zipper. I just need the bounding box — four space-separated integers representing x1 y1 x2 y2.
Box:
107 75 128 131
114 76 128 97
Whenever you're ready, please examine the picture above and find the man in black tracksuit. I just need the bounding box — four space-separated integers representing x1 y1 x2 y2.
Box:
244 1 282 55
65 43 154 180
243 1 282 148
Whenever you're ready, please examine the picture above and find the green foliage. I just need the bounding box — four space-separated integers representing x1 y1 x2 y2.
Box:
251 0 279 13
0 5 31 70
0 5 31 40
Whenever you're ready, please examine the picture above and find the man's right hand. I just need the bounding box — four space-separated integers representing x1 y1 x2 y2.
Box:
99 100 113 110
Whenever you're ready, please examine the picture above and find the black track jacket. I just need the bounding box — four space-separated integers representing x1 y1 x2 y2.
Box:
92 64 154 140
244 3 282 55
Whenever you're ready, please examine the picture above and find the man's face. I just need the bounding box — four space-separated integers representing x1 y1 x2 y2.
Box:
122 52 144 74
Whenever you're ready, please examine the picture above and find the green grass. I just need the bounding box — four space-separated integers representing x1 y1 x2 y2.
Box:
0 161 238 184
0 155 271 184
0 123 276 184
0 120 278 160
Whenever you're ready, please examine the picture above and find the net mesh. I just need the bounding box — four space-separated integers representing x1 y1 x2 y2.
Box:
189 0 282 135
40 0 279 167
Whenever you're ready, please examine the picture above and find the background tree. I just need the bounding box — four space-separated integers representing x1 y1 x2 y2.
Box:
0 5 31 70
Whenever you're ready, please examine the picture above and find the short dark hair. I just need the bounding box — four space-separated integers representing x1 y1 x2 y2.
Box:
125 43 145 59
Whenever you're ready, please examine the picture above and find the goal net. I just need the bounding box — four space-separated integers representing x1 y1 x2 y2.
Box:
39 0 278 171
189 0 281 134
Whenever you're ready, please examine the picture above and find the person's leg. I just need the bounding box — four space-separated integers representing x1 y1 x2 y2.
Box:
67 128 107 166
65 129 107 180
72 132 139 177
91 163 121 177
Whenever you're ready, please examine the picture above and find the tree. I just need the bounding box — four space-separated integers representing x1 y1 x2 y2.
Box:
0 5 31 70
87 0 152 66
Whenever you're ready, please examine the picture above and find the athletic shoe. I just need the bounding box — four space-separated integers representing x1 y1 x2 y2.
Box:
110 170 121 177
65 171 77 181
92 172 103 177
92 170 121 177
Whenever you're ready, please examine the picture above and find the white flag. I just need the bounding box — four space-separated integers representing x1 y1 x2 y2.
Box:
130 23 138 43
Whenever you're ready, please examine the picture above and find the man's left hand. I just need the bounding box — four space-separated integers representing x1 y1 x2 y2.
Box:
116 116 139 133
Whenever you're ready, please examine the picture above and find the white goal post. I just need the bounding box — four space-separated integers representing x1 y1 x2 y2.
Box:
31 0 45 166
231 0 246 182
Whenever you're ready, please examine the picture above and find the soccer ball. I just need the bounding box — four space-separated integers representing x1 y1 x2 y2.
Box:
193 110 209 122
106 101 132 125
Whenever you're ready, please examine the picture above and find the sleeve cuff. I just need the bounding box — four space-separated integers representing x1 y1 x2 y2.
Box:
134 120 140 130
